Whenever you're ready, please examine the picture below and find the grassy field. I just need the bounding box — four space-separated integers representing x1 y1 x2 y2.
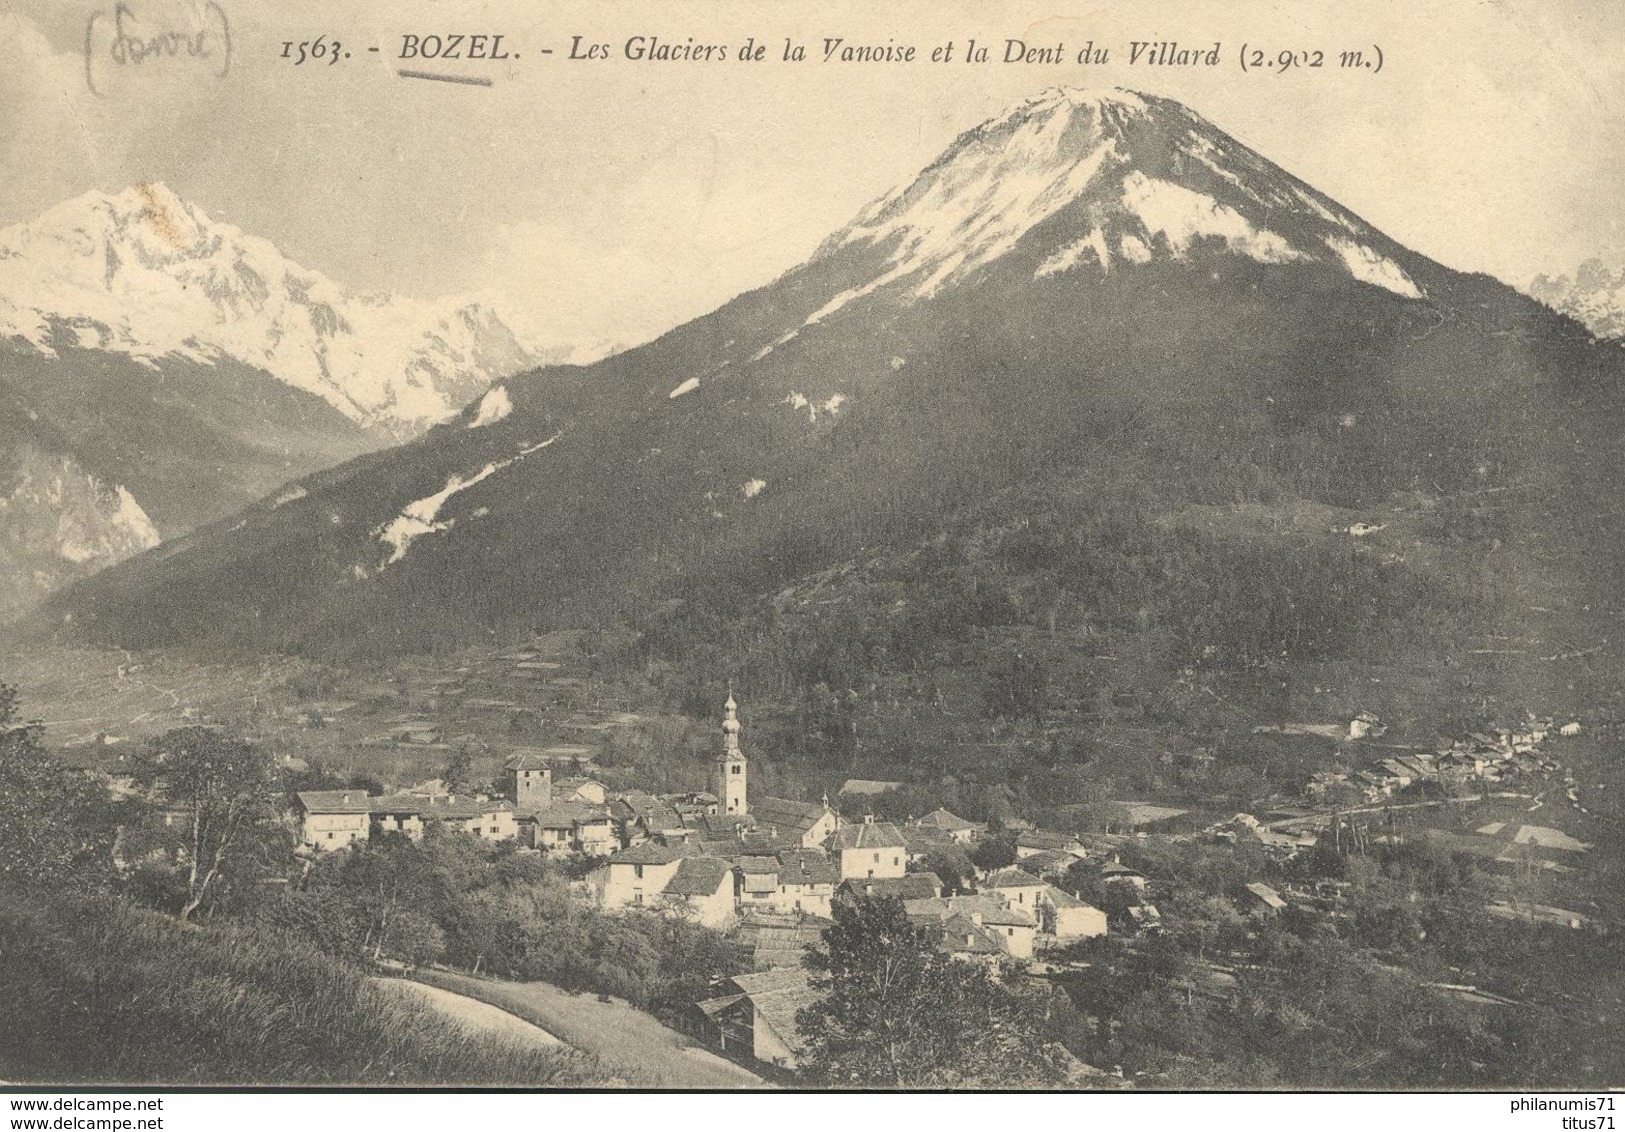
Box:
410 968 766 1089
0 889 598 1086
373 978 564 1049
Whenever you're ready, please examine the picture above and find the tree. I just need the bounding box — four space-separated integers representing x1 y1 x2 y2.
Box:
796 896 1066 1087
969 833 1017 872
919 845 975 895
133 727 280 922
441 745 478 794
0 684 112 889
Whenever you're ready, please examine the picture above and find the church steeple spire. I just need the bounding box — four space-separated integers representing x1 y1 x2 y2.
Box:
716 688 748 815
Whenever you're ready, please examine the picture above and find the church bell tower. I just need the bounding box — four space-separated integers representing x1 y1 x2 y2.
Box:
716 692 748 816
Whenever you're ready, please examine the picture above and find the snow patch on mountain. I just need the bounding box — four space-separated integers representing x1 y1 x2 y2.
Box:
1324 237 1423 299
828 88 1123 297
1119 234 1153 264
372 434 560 567
668 376 701 399
0 184 558 430
782 391 847 423
1119 173 1302 264
1036 227 1112 279
468 385 514 426
109 486 160 549
742 479 767 499
1292 188 1357 233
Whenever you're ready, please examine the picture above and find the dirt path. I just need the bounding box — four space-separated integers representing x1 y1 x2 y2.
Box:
373 976 565 1049
410 969 766 1089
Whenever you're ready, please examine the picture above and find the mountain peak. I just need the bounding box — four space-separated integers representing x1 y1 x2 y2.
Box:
814 85 1424 305
0 184 558 430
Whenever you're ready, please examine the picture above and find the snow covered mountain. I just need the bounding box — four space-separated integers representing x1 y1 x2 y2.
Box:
1529 259 1625 341
788 88 1421 335
34 88 1621 662
0 183 566 431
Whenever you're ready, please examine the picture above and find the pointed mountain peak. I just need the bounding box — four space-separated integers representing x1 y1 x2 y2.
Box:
812 86 1423 305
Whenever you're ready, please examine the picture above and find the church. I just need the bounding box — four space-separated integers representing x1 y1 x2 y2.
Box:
705 692 844 851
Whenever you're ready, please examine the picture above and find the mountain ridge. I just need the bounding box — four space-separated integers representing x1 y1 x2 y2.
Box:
0 182 575 433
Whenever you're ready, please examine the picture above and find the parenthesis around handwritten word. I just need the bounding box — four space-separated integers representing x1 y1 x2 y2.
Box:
1238 43 1248 73
1371 44 1382 73
84 9 103 96
208 0 232 78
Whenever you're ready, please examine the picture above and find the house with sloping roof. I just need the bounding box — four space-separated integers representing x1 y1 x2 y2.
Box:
1242 881 1287 915
553 777 608 805
663 791 720 822
828 819 908 881
1505 824 1591 854
518 800 615 856
609 790 686 848
1014 829 1083 859
1126 904 1163 933
732 912 829 971
661 856 737 930
750 795 841 850
736 856 782 909
1040 884 1108 942
835 873 942 904
906 894 1038 959
1014 849 1076 879
295 790 372 851
597 841 692 910
933 912 1008 967
1099 862 1149 891
904 895 1032 963
915 807 984 845
697 967 820 1070
369 793 516 843
766 848 839 917
900 825 958 863
982 866 1047 914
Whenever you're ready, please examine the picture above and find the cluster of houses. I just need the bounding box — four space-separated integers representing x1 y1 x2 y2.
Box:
296 697 1122 1071
1266 714 1583 805
299 697 1111 952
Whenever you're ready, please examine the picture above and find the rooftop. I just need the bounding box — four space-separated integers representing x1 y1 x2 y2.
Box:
370 794 512 820
776 848 840 886
837 873 942 901
829 821 907 850
296 790 372 815
609 842 692 866
916 807 981 833
663 856 734 897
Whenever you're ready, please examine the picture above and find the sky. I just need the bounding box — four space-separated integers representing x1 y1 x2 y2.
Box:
2 0 1623 347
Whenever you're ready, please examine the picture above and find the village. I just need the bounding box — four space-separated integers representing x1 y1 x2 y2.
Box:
286 681 1606 1076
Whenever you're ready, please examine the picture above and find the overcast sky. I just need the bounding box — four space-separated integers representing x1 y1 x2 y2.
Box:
4 0 1623 346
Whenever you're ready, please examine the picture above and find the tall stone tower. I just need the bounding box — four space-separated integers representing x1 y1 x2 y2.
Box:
715 693 748 816
505 753 552 810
